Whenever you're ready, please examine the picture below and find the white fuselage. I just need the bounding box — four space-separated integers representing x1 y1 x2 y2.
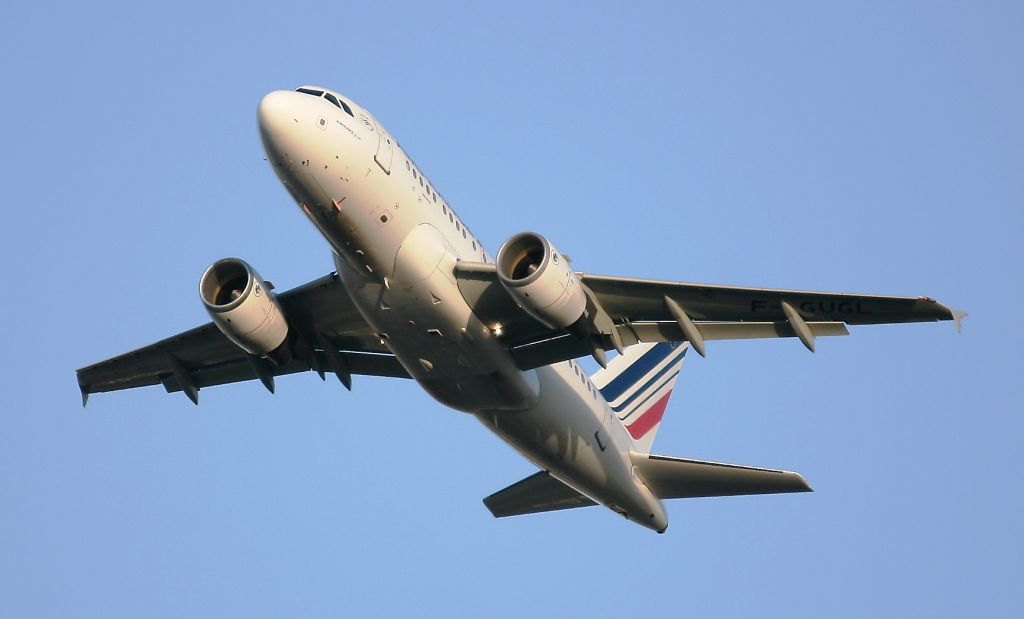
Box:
257 88 667 532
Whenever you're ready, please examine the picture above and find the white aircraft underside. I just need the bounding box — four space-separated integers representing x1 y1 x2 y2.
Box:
77 86 963 533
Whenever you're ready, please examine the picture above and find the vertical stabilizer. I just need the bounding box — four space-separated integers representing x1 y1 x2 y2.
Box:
591 342 688 453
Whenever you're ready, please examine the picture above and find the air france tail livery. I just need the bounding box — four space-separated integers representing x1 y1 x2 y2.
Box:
77 86 964 533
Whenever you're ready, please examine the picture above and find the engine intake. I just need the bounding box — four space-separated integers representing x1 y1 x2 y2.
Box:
496 232 586 330
200 258 290 364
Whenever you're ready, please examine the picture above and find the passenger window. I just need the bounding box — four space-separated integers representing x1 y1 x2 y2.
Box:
463 229 467 239
406 160 410 170
323 93 342 109
432 192 437 203
472 241 477 250
455 220 461 231
442 204 447 214
413 169 417 179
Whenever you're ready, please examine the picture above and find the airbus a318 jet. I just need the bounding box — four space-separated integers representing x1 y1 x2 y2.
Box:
77 86 963 533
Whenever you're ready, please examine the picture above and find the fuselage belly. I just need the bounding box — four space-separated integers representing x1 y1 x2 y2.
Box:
258 88 667 531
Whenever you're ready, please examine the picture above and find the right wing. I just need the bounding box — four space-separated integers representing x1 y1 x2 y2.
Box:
76 273 409 405
453 262 963 369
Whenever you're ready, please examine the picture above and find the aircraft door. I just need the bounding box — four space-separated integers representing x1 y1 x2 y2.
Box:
374 130 393 175
358 112 393 175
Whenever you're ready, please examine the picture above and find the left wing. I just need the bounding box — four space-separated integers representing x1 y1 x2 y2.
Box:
77 273 409 405
454 262 963 369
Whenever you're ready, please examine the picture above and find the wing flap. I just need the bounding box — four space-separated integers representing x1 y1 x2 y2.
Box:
483 471 597 518
624 320 849 343
582 273 957 326
77 323 241 394
453 262 957 370
631 453 812 499
77 272 407 402
156 351 410 394
509 321 850 371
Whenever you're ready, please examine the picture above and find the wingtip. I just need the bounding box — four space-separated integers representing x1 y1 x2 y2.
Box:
952 309 968 334
786 470 814 493
924 297 966 333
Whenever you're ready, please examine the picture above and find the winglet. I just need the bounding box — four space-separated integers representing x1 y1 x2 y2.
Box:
952 309 968 334
80 384 90 408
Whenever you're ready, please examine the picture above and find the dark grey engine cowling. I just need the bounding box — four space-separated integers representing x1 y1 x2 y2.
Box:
496 232 586 330
199 258 290 364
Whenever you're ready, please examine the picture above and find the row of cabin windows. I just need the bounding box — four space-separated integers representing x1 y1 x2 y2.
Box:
295 87 355 117
290 88 489 263
570 360 600 400
407 159 439 204
405 159 487 260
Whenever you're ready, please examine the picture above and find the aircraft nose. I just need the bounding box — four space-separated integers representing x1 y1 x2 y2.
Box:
258 90 299 137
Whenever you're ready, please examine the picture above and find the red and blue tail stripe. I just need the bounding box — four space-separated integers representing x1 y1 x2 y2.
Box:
592 341 688 452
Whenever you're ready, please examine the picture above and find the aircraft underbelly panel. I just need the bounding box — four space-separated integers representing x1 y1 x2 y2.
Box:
475 364 667 530
336 228 539 413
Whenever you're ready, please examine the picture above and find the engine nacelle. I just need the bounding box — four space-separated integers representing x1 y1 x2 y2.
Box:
199 258 290 364
496 232 586 330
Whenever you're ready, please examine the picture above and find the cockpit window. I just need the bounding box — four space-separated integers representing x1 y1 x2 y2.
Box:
295 87 355 117
336 98 354 117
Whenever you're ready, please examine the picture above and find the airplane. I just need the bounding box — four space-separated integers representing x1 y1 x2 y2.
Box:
76 85 964 533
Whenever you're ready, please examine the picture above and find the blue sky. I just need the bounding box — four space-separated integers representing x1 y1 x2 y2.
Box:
1 1 1020 616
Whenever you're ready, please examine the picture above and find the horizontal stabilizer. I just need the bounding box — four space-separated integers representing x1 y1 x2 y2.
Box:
483 471 596 518
631 453 812 499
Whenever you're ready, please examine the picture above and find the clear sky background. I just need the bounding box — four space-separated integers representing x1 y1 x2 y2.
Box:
1 1 1020 617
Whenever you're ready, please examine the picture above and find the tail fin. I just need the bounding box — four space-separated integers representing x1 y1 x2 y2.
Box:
591 341 688 453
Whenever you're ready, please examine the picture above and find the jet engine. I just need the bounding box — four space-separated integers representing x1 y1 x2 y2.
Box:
496 232 586 330
199 258 290 364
